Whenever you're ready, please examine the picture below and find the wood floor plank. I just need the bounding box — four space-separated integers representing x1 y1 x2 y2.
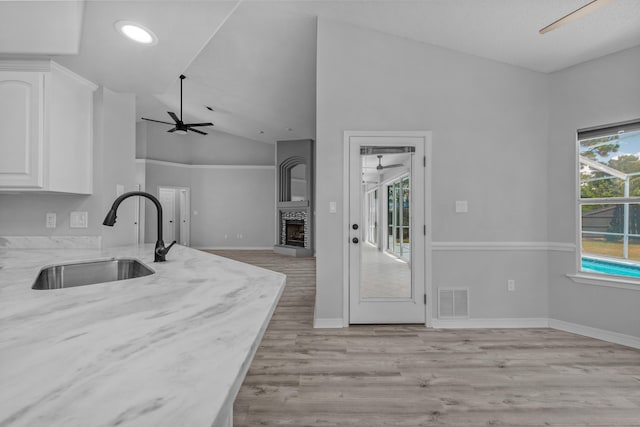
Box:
203 250 640 426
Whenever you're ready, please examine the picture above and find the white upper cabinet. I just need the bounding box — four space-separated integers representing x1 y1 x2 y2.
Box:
0 60 97 194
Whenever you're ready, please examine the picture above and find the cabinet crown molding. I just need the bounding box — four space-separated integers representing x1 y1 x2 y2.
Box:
0 60 97 90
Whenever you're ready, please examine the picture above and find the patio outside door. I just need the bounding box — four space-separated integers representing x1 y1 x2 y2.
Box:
348 134 428 324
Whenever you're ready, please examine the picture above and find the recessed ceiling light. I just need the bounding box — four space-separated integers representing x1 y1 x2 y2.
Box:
205 106 214 111
115 21 158 45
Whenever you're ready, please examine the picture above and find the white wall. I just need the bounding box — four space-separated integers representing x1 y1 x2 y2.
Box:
547 46 640 338
143 122 274 165
0 87 137 248
137 122 276 248
98 88 137 248
316 19 550 323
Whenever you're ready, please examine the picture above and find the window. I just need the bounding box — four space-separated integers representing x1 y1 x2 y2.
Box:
578 120 640 279
385 174 410 260
366 189 378 245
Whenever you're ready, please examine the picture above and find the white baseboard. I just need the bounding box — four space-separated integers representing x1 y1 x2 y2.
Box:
308 315 639 348
313 317 345 328
432 318 549 329
193 246 274 251
549 319 640 349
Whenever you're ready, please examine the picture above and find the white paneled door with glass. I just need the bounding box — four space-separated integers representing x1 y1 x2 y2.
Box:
347 133 430 324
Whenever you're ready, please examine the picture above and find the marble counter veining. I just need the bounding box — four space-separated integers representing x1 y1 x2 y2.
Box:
0 244 286 427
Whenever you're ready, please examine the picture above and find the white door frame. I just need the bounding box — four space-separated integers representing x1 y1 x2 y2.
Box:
343 130 432 327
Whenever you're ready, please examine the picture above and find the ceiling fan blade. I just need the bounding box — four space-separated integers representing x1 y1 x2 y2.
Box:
188 128 207 135
539 0 615 34
141 117 174 125
167 111 180 123
186 122 213 127
167 128 177 133
383 164 405 169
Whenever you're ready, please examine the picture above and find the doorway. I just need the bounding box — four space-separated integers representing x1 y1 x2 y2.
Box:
158 186 191 246
345 131 431 324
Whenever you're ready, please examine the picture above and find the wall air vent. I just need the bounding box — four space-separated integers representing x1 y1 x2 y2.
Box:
438 288 469 318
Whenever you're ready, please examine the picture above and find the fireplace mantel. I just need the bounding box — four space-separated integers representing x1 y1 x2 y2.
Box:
278 200 309 209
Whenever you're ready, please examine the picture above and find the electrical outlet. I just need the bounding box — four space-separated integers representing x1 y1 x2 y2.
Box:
46 213 56 228
507 279 515 291
70 211 88 228
455 200 468 213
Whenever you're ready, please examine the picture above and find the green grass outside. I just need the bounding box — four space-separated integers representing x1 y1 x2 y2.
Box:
582 238 640 261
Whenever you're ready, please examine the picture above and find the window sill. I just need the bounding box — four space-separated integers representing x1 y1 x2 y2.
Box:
567 273 640 291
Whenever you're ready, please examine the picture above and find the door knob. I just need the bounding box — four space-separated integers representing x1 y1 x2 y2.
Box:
352 224 359 230
352 237 359 244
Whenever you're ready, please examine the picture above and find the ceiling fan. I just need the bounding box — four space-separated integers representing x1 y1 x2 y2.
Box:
365 154 405 172
539 0 615 34
141 75 213 135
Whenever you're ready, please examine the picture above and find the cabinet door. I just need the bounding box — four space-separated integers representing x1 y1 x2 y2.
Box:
0 72 44 188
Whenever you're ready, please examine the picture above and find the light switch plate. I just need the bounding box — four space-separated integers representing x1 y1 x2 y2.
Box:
46 213 56 228
329 201 337 214
455 200 468 213
70 211 88 228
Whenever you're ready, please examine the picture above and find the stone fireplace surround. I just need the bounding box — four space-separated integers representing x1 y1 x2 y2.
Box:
281 211 309 247
273 139 314 257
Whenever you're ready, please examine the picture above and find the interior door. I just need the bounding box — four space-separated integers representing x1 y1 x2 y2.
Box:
179 188 190 246
158 187 176 243
349 138 426 324
134 184 141 243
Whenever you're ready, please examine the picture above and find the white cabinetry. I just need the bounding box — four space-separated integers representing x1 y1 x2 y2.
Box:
0 60 97 194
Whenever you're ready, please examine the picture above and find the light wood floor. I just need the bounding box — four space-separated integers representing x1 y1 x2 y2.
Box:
205 250 640 427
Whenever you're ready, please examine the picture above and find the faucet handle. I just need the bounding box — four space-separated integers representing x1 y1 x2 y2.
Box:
158 241 177 256
155 241 177 261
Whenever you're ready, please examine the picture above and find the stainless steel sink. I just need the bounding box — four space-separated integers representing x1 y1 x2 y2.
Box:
32 258 154 290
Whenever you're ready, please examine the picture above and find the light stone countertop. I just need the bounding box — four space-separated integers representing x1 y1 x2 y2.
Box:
0 244 286 427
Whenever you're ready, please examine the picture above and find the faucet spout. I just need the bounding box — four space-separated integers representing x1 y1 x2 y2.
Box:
102 191 176 262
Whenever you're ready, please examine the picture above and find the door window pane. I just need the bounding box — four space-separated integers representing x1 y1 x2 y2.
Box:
360 150 412 298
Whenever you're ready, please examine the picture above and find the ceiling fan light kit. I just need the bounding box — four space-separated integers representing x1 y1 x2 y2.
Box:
141 75 213 135
539 0 616 34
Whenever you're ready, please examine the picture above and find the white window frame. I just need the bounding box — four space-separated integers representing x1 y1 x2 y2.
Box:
574 119 640 288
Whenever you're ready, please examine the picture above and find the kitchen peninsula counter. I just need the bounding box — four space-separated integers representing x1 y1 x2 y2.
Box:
0 244 285 427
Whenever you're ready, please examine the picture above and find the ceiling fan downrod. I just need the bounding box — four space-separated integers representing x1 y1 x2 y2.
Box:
179 74 184 122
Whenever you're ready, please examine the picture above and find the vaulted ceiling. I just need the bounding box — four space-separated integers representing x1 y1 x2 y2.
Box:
2 0 639 144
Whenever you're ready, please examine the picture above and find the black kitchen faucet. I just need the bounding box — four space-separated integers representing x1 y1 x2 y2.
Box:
103 191 176 262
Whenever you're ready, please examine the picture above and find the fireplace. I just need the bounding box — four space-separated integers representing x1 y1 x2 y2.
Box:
279 211 309 248
274 139 314 257
285 220 305 247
